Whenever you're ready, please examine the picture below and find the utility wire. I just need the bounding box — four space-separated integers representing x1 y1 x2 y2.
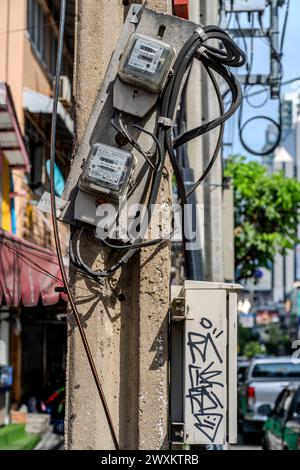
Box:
221 1 290 156
235 3 288 156
49 0 119 450
0 236 101 292
72 24 245 277
247 76 300 98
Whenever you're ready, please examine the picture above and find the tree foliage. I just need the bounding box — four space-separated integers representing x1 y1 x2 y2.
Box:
225 156 300 281
244 341 266 359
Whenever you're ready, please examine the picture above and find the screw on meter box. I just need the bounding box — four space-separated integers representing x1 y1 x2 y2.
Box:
79 143 135 201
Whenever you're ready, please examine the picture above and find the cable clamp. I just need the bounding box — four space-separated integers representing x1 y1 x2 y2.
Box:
158 116 173 128
195 26 208 42
195 46 207 60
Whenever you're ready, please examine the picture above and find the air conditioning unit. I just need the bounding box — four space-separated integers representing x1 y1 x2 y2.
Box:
225 0 266 12
58 75 71 106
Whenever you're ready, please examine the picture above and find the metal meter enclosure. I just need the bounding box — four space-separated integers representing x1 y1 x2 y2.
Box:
170 281 242 446
118 33 175 94
79 143 134 201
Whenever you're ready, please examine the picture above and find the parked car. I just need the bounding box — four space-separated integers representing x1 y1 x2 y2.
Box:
262 385 300 450
239 357 300 442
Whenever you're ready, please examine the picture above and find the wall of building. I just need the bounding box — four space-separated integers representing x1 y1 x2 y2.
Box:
0 0 71 250
23 37 52 97
272 121 300 303
0 0 27 127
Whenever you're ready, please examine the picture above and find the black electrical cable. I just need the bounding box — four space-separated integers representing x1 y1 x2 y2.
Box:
244 84 269 109
49 0 119 450
237 6 285 156
173 58 242 148
73 127 165 274
239 112 282 156
280 0 290 55
160 27 244 258
73 24 245 278
169 64 225 205
110 117 156 170
235 13 248 63
247 76 300 99
72 31 204 271
185 65 225 199
236 2 290 157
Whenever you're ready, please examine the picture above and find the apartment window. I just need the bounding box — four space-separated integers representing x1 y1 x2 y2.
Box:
27 0 60 78
27 0 46 61
25 118 46 192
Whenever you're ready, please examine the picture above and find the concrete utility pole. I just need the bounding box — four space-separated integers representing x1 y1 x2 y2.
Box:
201 0 224 283
65 0 172 450
187 0 224 283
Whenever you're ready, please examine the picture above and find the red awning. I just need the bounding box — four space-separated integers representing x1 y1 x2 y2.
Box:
0 230 67 307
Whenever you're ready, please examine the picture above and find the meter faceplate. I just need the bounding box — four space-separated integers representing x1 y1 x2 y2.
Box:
79 143 134 201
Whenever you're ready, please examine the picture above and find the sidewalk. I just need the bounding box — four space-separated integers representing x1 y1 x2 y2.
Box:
34 430 64 450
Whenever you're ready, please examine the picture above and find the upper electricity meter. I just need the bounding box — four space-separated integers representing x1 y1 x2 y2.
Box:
118 33 175 94
79 143 134 201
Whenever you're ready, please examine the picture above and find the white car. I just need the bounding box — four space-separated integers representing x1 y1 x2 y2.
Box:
239 357 300 442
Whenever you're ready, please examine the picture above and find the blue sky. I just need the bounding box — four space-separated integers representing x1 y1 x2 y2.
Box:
223 0 300 160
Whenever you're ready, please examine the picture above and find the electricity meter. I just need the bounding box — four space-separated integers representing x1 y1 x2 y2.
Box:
79 143 135 201
118 33 175 94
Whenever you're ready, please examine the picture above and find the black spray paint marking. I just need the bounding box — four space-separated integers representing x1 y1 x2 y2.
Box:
186 317 224 443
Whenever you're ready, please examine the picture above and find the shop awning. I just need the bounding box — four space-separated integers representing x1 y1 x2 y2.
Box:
23 88 74 135
0 230 68 307
0 82 30 172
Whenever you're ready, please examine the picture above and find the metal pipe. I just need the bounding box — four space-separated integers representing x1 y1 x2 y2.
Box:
270 0 280 98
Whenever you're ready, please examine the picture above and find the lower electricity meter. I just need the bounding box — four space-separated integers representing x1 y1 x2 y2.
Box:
118 33 175 94
79 143 134 201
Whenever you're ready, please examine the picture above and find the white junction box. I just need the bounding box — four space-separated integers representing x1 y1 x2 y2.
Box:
225 0 266 12
170 281 242 446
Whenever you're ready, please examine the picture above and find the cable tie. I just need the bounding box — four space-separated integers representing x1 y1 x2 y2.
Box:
158 116 173 128
195 26 208 42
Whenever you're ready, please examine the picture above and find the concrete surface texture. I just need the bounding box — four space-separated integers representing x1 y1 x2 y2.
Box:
65 0 172 450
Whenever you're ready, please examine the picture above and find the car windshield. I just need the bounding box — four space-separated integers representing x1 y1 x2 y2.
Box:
252 363 300 379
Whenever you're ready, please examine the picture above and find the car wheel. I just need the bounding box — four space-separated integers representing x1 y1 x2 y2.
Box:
262 436 269 450
243 432 255 445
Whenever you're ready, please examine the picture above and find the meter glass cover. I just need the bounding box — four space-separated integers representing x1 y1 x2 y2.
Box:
118 33 175 93
80 143 134 199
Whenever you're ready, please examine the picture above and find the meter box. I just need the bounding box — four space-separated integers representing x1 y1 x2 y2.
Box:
170 281 242 446
225 0 266 12
79 143 135 201
118 33 175 94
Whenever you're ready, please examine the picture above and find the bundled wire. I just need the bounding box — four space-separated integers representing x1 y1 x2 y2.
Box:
234 1 290 156
71 24 245 277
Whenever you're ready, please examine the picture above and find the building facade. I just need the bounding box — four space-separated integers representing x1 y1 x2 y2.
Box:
0 0 74 425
